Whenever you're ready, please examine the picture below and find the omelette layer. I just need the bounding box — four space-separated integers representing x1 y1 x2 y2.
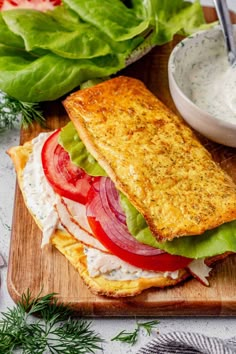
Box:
51 232 189 297
8 138 192 297
63 76 236 241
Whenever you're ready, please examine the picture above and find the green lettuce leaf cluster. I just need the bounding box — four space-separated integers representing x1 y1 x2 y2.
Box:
59 122 107 176
59 122 236 259
0 0 206 102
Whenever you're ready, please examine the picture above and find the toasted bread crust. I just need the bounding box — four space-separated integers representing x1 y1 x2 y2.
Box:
63 76 236 241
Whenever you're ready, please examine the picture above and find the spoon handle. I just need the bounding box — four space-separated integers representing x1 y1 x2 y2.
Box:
213 0 236 65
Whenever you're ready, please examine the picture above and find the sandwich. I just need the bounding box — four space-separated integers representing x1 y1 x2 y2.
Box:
8 76 236 297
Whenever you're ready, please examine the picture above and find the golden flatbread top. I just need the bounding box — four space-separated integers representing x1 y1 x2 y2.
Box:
63 76 236 241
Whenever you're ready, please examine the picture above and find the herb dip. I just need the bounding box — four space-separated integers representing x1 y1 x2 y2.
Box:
22 132 60 246
188 42 236 123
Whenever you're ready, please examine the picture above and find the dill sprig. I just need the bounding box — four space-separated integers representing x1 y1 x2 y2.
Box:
112 328 139 345
0 90 45 132
0 289 103 353
111 320 159 345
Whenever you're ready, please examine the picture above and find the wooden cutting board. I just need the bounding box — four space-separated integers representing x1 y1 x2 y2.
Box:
8 7 236 316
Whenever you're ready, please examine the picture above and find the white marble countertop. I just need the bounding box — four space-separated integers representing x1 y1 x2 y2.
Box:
1 2 236 353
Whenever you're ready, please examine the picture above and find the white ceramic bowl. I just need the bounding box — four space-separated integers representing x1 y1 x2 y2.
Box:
168 26 236 147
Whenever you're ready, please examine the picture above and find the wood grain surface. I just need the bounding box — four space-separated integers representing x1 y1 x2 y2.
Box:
7 7 236 316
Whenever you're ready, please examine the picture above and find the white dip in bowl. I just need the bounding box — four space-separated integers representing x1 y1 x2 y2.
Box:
168 25 236 147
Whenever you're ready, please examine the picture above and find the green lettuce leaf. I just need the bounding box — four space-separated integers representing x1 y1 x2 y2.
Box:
0 0 207 102
60 122 236 259
59 122 107 176
0 13 24 49
119 193 236 259
0 47 125 102
63 0 150 41
149 0 207 45
2 7 141 59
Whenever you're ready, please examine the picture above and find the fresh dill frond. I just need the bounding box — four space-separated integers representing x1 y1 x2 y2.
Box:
138 320 160 335
111 328 139 345
111 319 159 345
16 101 46 129
0 90 45 132
0 289 103 353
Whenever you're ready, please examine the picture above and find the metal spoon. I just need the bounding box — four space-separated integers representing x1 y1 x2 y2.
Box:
213 0 236 66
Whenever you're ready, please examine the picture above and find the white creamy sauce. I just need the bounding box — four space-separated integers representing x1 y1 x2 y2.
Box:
22 132 60 246
85 247 179 281
188 48 236 123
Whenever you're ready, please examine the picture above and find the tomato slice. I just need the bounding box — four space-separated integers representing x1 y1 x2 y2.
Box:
0 0 61 11
86 183 192 272
41 129 99 204
88 216 192 272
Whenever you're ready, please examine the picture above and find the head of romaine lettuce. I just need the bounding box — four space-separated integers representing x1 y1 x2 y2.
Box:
59 122 236 259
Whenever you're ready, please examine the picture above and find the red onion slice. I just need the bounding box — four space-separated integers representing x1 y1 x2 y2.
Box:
102 178 126 224
87 177 164 256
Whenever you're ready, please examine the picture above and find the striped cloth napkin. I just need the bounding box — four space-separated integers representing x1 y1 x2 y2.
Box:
137 332 236 354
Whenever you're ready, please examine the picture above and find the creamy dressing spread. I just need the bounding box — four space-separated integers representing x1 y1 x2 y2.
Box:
188 44 236 123
85 247 179 281
22 132 61 246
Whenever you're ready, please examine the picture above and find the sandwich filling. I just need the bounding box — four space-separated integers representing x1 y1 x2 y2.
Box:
21 132 189 281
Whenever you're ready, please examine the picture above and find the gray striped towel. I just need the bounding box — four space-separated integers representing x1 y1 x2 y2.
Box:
137 332 236 354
